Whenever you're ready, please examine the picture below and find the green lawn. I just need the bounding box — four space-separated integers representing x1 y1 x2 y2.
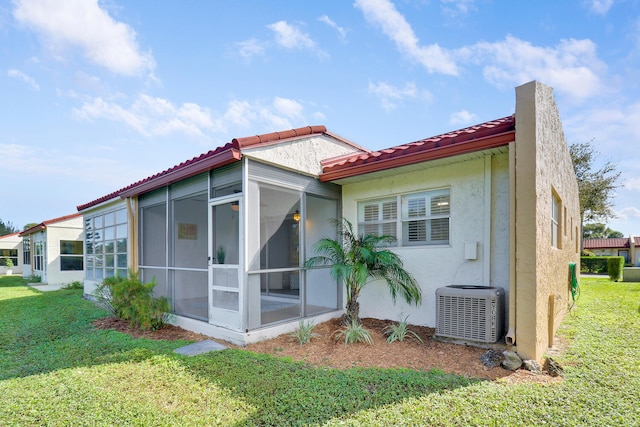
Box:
0 275 638 426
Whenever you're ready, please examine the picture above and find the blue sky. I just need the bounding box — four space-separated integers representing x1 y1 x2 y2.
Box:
1 0 639 236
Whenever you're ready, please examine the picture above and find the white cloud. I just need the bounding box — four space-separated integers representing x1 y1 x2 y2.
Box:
354 0 458 75
459 35 607 102
235 38 267 60
224 97 306 130
13 0 155 76
268 20 315 50
7 68 39 90
441 0 477 17
587 0 614 15
449 110 478 125
319 15 346 40
368 80 429 110
563 102 640 151
614 206 640 220
625 177 640 191
73 95 220 138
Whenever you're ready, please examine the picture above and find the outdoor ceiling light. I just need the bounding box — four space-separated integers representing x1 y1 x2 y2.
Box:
293 210 301 222
231 201 239 211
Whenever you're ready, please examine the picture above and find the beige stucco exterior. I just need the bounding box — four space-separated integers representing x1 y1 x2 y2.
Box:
0 233 23 275
241 135 364 176
22 215 85 285
340 150 511 327
510 81 581 360
338 81 579 361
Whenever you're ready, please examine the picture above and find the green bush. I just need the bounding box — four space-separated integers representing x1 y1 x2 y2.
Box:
607 257 624 282
97 271 170 330
580 256 621 274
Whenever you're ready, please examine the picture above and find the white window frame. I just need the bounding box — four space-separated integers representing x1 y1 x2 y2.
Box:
358 188 450 247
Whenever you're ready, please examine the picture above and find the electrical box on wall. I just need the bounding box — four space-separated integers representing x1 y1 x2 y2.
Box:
464 242 478 260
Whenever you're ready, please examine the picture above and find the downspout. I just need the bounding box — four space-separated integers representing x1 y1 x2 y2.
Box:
126 197 139 274
505 141 517 346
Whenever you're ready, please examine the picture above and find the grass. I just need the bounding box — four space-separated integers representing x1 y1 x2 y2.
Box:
0 275 638 426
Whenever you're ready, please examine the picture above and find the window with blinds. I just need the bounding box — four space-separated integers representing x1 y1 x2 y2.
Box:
357 189 450 246
358 198 397 243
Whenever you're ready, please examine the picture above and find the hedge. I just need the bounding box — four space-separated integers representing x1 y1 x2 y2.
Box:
607 257 624 281
580 256 625 275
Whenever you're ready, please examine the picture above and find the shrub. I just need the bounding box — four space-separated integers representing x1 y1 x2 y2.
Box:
5 258 13 269
61 280 83 290
383 316 423 343
96 271 170 330
581 256 619 274
288 320 321 345
607 257 624 282
333 320 373 345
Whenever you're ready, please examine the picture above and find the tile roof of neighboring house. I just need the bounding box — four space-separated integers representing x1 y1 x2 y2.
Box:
19 213 83 236
320 116 516 182
583 237 631 249
78 125 360 212
0 232 21 239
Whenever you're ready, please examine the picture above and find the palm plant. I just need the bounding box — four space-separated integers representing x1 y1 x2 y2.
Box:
304 218 422 325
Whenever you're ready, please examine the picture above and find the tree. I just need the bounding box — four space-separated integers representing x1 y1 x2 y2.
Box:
583 223 624 239
569 141 621 224
304 218 422 325
0 219 17 236
22 223 38 231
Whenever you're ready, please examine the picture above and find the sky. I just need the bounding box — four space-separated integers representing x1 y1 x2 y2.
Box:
1 0 639 236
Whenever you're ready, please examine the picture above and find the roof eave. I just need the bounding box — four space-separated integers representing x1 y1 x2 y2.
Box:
119 148 241 199
320 130 515 182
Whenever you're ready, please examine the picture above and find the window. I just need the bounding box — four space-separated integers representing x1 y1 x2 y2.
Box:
551 192 561 248
23 238 30 265
0 249 18 267
34 242 44 271
358 189 450 246
358 197 397 243
60 240 84 271
85 209 128 280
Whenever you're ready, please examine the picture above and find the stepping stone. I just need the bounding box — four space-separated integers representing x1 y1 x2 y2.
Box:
174 339 227 356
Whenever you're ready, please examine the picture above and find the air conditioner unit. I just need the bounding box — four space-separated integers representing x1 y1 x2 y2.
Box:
435 285 505 343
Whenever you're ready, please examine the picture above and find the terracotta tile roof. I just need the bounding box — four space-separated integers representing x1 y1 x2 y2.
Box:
19 213 83 236
0 232 21 239
320 116 515 182
78 125 344 211
233 125 328 148
583 238 630 249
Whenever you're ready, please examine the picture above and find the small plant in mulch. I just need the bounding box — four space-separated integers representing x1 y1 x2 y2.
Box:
333 320 374 345
289 320 321 345
95 271 170 331
383 315 423 343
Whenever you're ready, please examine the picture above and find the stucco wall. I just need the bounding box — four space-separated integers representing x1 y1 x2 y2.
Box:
0 234 23 275
341 152 510 327
44 217 85 285
513 81 581 360
242 135 363 176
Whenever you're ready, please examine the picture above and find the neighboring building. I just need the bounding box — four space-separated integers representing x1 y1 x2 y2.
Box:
20 214 85 285
78 81 579 361
584 236 640 265
0 232 22 275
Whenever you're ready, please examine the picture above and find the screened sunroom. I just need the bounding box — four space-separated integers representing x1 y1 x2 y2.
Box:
132 158 342 343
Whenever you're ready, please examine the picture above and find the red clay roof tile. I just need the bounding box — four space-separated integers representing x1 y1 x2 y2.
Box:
583 238 630 249
78 125 345 212
20 213 82 236
320 116 515 182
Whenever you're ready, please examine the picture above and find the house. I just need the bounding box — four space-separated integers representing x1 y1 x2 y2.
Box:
584 236 640 265
20 213 85 285
79 81 579 361
0 232 22 275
